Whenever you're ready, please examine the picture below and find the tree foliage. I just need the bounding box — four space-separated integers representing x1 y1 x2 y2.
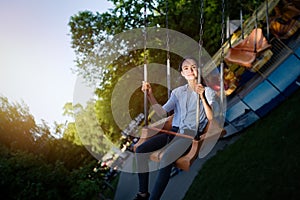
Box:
0 97 36 150
0 96 115 199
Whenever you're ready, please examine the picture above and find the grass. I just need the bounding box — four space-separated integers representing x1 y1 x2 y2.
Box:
184 88 300 200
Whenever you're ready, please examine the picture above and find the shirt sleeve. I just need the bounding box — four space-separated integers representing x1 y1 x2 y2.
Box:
204 87 217 105
205 86 222 118
162 90 177 112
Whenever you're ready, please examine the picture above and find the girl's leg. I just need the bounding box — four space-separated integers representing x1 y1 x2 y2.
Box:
135 134 170 194
150 136 192 200
149 164 173 200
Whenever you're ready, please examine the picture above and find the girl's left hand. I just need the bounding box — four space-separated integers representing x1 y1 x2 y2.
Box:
195 84 205 97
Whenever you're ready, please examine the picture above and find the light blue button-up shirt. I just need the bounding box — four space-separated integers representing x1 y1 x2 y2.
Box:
162 84 216 134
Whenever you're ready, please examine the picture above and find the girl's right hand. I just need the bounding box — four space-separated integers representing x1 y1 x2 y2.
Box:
141 81 152 94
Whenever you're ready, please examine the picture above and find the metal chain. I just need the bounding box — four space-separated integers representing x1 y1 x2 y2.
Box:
198 0 204 82
239 0 244 39
195 0 204 140
166 0 171 98
220 0 226 120
143 1 148 125
143 2 147 68
166 0 170 60
265 0 269 41
220 0 226 62
199 0 204 49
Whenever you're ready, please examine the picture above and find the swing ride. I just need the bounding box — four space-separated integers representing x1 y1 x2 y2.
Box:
133 0 226 171
220 0 300 136
130 0 300 171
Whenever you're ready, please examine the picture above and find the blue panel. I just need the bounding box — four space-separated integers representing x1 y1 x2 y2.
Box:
226 100 250 122
243 80 280 111
295 46 300 57
230 110 260 132
256 94 285 117
283 75 300 96
268 55 300 92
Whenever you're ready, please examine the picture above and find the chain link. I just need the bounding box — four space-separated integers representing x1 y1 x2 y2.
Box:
199 0 204 49
195 0 205 137
220 0 225 61
143 1 148 125
198 0 204 82
165 0 171 98
166 0 170 60
220 0 226 119
143 2 147 67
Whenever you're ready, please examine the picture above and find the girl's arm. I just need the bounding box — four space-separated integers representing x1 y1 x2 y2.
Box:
142 81 167 117
195 84 214 121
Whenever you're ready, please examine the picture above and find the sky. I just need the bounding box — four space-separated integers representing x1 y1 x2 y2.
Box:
0 0 114 126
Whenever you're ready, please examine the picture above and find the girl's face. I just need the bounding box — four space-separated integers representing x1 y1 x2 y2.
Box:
181 59 198 80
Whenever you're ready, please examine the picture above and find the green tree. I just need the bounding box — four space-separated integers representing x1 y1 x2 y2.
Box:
62 102 83 145
74 100 112 158
0 96 37 152
0 96 114 199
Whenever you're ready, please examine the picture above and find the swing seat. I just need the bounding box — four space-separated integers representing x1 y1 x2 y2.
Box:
149 137 203 171
270 18 300 40
225 28 272 68
269 2 300 40
133 115 174 151
133 116 226 171
225 49 257 68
